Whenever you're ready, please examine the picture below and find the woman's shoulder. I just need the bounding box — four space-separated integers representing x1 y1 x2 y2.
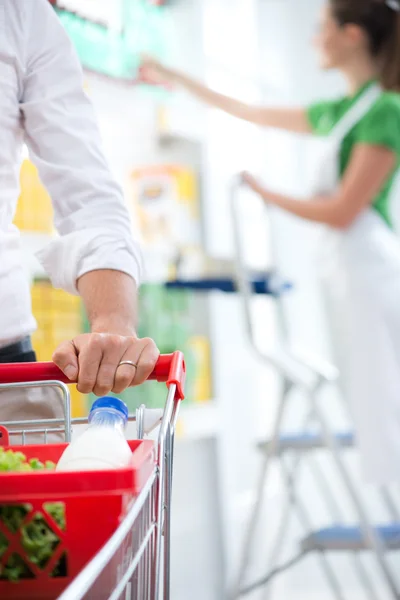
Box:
307 95 349 134
366 91 400 119
356 91 400 152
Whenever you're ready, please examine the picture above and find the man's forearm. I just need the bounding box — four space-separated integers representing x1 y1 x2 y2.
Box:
77 270 138 336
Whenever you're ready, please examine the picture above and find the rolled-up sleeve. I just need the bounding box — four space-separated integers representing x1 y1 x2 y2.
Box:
20 0 143 294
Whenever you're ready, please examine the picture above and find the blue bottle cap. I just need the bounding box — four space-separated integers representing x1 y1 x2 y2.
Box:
89 396 129 421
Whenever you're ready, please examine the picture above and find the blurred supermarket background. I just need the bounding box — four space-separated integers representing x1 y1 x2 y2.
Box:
19 1 400 599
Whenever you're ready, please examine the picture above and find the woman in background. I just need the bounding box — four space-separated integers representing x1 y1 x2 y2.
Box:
141 0 400 484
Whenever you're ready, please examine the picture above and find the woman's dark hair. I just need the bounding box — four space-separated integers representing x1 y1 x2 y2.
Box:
330 0 400 90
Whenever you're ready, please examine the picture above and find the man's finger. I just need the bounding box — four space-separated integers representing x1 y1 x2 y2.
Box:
113 358 138 394
131 338 160 386
93 335 128 396
112 340 145 394
75 334 104 394
113 338 159 393
52 341 79 381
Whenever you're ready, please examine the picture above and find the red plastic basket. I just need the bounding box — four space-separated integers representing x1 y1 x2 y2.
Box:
0 440 155 600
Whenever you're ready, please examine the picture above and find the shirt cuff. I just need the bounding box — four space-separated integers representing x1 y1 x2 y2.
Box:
36 229 143 295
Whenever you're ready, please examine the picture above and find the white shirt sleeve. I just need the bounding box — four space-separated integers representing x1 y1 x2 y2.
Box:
19 0 143 294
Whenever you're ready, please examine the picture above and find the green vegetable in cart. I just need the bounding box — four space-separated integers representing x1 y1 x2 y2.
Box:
0 448 66 582
0 448 56 473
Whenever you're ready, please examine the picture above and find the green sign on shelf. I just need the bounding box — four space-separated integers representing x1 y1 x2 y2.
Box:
55 0 170 82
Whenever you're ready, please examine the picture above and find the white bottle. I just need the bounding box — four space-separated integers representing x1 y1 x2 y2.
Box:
56 397 132 472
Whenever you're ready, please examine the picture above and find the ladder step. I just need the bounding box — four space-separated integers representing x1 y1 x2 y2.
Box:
258 431 354 453
302 523 400 552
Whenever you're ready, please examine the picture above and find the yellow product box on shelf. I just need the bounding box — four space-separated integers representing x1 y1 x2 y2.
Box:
14 159 54 233
130 163 201 252
31 280 87 418
187 336 212 403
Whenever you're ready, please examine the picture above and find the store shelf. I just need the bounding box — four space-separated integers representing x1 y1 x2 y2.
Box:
165 275 292 296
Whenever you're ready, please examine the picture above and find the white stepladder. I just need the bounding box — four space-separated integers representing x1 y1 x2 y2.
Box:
229 175 400 600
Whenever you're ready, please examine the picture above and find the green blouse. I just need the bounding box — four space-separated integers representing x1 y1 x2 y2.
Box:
307 81 400 227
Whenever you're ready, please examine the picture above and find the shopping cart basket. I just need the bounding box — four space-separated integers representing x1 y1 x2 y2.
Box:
0 351 185 600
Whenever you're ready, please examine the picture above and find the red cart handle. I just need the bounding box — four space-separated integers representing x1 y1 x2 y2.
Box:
0 351 186 400
0 426 9 446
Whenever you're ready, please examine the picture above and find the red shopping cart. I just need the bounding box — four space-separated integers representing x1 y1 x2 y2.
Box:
0 351 185 600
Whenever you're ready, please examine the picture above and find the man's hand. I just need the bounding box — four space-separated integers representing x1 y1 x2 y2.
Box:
52 270 159 397
53 334 159 396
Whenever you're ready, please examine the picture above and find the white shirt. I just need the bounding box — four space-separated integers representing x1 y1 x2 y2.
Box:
0 0 143 346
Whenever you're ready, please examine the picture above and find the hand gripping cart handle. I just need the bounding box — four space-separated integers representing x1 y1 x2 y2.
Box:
229 175 400 600
0 352 185 600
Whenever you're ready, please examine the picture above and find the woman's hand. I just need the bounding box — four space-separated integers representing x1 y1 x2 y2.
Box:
139 55 176 86
241 171 270 199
